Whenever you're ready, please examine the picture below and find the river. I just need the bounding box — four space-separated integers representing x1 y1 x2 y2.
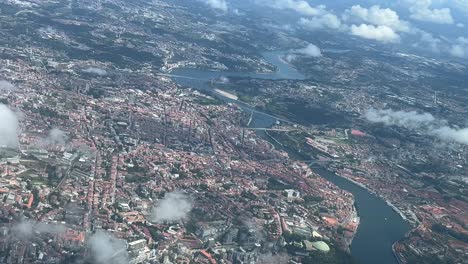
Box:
171 51 411 264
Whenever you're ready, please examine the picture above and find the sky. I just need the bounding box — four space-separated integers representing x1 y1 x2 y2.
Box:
199 0 468 60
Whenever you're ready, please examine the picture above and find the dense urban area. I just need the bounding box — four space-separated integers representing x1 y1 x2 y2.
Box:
0 0 467 264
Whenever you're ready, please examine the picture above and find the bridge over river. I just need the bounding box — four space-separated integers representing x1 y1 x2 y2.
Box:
170 51 412 264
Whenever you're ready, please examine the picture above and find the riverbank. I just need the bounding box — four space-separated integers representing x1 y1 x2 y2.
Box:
327 171 410 223
324 169 414 264
313 166 411 264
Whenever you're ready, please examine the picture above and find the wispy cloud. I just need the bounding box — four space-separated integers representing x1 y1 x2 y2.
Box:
288 43 322 59
365 108 468 145
256 0 323 16
151 191 193 223
365 109 436 129
199 0 228 12
299 14 342 30
450 37 468 58
13 220 66 239
89 230 129 264
83 67 107 76
0 104 19 148
404 0 454 24
40 128 68 147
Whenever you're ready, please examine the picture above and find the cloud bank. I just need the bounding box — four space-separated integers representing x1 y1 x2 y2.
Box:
89 230 129 264
0 104 19 148
344 5 410 32
343 5 412 43
151 191 193 223
253 0 465 59
365 108 468 145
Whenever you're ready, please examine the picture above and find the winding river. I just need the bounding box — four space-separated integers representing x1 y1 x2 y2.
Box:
171 51 411 264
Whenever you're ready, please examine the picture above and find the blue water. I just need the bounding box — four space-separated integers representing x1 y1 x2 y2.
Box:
172 52 305 81
314 167 411 264
170 51 411 264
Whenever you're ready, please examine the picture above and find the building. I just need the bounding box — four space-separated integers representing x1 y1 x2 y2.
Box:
284 189 300 199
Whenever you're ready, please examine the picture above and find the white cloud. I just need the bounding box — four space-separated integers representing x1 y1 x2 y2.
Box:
365 108 468 146
299 13 342 30
350 24 400 43
200 0 228 12
284 54 297 62
151 191 193 223
284 44 321 62
294 43 322 57
365 109 435 129
255 0 342 32
89 230 128 264
256 0 463 55
40 128 68 147
83 67 107 76
410 8 454 24
405 0 454 24
342 5 414 43
432 127 468 145
344 5 411 32
0 104 19 148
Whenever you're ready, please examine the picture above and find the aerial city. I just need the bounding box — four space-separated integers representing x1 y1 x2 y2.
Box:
0 0 467 263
